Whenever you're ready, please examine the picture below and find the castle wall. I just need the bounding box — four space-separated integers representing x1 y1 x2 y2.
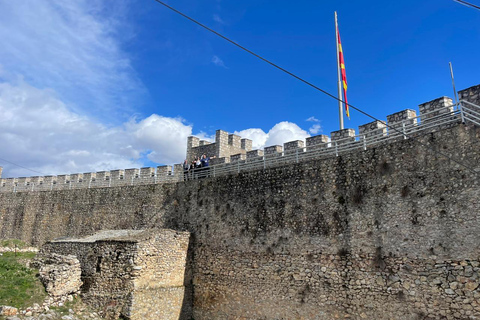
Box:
1 122 480 319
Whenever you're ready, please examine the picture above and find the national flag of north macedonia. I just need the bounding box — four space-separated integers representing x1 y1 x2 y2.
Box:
337 27 349 118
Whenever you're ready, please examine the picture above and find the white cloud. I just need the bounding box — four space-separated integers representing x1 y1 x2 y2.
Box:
306 116 322 134
309 124 322 134
264 122 310 147
213 14 226 25
127 115 192 164
212 55 227 68
0 79 192 178
235 122 310 150
0 0 143 121
235 128 268 150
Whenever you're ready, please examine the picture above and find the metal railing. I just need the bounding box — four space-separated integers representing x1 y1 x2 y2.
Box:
1 100 479 193
184 100 479 180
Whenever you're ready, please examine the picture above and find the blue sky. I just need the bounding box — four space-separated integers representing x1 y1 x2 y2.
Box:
0 0 479 178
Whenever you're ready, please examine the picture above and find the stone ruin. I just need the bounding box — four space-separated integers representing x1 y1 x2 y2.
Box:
33 253 83 298
35 229 190 320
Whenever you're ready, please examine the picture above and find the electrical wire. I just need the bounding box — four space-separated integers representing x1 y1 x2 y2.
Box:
453 0 480 10
151 0 479 175
0 157 45 175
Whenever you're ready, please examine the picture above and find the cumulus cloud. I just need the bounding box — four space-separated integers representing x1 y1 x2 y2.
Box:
264 122 310 147
0 79 192 178
212 55 227 68
309 124 321 134
0 0 144 121
234 128 268 150
235 122 310 150
306 116 322 134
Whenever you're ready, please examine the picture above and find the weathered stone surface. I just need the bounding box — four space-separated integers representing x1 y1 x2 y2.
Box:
38 229 190 320
33 253 82 297
358 120 387 139
418 96 454 123
188 130 250 163
331 128 355 144
387 109 417 132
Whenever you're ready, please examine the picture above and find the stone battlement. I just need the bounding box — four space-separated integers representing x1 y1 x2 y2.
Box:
1 83 479 194
0 165 183 192
187 129 253 163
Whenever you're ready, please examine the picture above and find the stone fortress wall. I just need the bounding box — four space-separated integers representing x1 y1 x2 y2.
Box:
0 84 480 319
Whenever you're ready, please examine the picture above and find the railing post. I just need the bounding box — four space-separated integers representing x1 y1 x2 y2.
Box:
459 101 466 124
402 121 407 139
237 162 240 174
296 148 299 163
13 184 16 193
88 179 91 189
363 135 367 151
31 183 34 192
335 142 338 157
263 157 266 170
213 166 216 177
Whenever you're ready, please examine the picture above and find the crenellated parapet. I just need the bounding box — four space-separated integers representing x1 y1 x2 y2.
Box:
2 83 480 193
187 129 253 164
0 164 185 193
459 84 480 124
459 84 480 106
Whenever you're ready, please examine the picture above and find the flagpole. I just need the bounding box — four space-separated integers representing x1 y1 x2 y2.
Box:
335 11 344 130
449 62 459 110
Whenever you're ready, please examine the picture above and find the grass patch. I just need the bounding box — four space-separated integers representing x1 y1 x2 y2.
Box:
0 252 46 309
0 239 29 249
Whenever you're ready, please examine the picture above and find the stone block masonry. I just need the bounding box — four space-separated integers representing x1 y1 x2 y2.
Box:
459 84 480 123
37 229 190 320
331 128 356 145
187 129 252 162
387 109 417 132
359 120 387 139
306 134 329 151
418 96 454 122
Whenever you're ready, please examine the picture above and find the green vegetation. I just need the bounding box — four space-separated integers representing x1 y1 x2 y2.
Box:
0 239 29 249
0 252 46 309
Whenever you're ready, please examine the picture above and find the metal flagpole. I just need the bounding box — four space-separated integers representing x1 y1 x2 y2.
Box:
449 62 459 110
335 12 344 130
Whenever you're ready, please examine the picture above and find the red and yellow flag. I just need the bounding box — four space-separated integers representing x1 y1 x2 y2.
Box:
337 27 349 118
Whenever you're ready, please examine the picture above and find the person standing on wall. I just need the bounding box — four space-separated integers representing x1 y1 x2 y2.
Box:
200 154 216 178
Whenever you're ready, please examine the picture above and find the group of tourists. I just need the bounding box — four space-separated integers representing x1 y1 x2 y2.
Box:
183 154 216 180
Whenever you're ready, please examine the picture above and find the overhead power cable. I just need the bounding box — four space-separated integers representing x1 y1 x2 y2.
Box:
151 0 479 175
0 157 45 175
453 0 480 10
